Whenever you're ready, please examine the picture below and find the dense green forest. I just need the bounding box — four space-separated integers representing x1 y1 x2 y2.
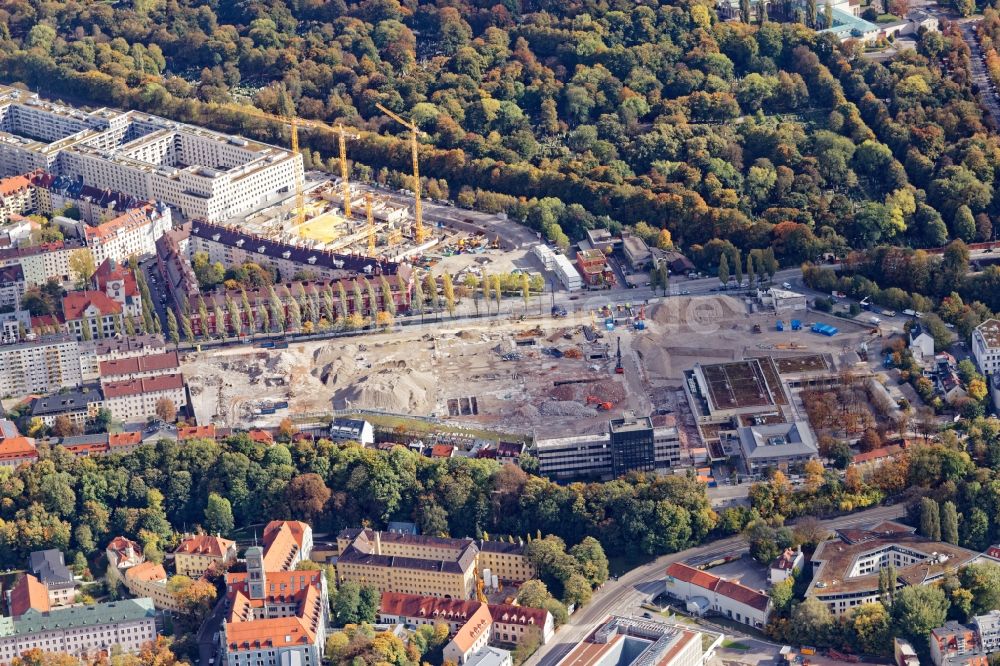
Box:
0 435 716 568
0 0 991 264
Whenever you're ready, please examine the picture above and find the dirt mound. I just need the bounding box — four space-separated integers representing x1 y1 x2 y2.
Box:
539 400 597 417
331 367 436 412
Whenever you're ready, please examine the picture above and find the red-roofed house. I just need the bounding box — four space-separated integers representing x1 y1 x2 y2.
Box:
105 536 144 583
99 351 179 383
262 520 313 571
0 436 38 468
83 204 172 267
444 603 492 664
178 424 216 440
664 562 771 628
101 373 185 424
92 259 143 319
175 534 237 577
108 431 143 454
769 547 804 584
7 573 50 617
62 290 123 340
247 429 274 444
432 444 455 459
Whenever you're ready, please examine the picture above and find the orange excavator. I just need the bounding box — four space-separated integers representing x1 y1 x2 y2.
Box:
586 396 613 411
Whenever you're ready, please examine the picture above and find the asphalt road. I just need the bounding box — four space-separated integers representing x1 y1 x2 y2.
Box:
961 20 1000 126
524 503 906 666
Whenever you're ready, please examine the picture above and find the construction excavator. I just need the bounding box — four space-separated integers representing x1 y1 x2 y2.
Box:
586 395 614 411
615 338 624 374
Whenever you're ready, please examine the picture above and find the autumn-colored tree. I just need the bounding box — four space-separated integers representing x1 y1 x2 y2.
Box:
155 397 176 423
285 473 332 522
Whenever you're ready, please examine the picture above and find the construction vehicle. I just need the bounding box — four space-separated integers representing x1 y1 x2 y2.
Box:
586 396 614 410
615 338 624 374
752 323 762 333
375 102 425 244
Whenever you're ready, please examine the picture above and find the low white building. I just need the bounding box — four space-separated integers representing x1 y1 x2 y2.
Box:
909 323 935 364
758 288 806 313
552 253 583 291
532 244 557 271
664 562 771 629
769 547 804 584
329 418 374 446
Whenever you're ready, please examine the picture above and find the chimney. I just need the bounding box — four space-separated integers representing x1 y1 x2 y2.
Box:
374 531 382 555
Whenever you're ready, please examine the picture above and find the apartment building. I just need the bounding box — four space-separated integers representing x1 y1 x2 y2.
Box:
221 543 328 666
0 174 36 225
0 597 157 666
174 534 237 578
105 536 144 584
806 521 979 616
335 529 479 599
476 540 536 585
99 350 179 384
29 550 76 607
101 373 185 424
974 319 1000 374
262 520 313 571
444 604 492 665
62 290 123 340
0 240 81 287
377 593 554 653
929 622 989 666
0 434 37 468
0 335 82 398
122 562 187 614
0 265 24 311
82 203 171 266
664 562 771 628
29 384 102 427
78 333 165 382
974 610 1000 654
0 88 301 223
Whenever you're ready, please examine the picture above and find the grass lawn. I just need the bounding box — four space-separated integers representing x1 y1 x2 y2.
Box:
723 639 750 650
351 411 531 443
876 12 900 21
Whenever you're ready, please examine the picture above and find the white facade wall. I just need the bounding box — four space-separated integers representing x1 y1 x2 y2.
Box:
103 385 185 424
0 614 156 666
0 247 75 287
0 338 82 397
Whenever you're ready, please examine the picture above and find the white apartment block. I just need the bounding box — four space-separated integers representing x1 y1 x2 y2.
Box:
83 204 172 265
0 598 158 666
0 87 301 222
975 610 1000 654
0 241 78 287
101 373 185 424
0 336 82 398
973 319 1000 374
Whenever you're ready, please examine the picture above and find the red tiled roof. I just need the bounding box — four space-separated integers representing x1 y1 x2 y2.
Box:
64 442 109 457
262 520 310 572
450 604 492 653
102 373 183 399
431 444 455 458
106 536 141 559
9 574 49 617
852 444 904 465
488 603 548 627
100 351 179 378
0 436 37 462
176 534 235 558
248 429 274 444
125 561 166 583
379 592 483 620
84 206 157 242
62 290 122 320
0 175 31 198
178 424 215 440
666 562 770 612
108 431 142 448
92 258 139 298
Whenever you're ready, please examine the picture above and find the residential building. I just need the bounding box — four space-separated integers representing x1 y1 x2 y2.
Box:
6 574 49 617
82 204 172 266
123 562 186 614
0 335 82 397
105 536 144 584
495 441 525 466
78 333 166 382
0 435 37 468
30 384 101 427
262 520 313 571
178 424 216 440
0 310 30 343
189 220 409 287
174 534 238 578
929 622 988 666
850 443 906 480
536 414 681 481
973 319 1000 374
0 88 301 223
221 544 328 666
974 610 1000 654
910 323 936 364
28 550 75 607
101 373 185 424
99 350 179 384
0 597 157 665
733 420 818 473
609 411 655 477
585 229 617 254
476 539 536 585
576 248 614 287
335 529 479 599
664 563 771 628
0 265 24 311
444 603 493 665
329 418 374 446
769 547 804 584
377 593 554 654
807 521 979 616
0 239 83 287
554 616 709 666
92 259 142 320
622 233 654 271
552 253 583 291
62 290 123 340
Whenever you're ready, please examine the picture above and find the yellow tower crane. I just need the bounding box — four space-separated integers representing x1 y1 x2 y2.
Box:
239 107 358 224
365 191 376 256
374 102 425 244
